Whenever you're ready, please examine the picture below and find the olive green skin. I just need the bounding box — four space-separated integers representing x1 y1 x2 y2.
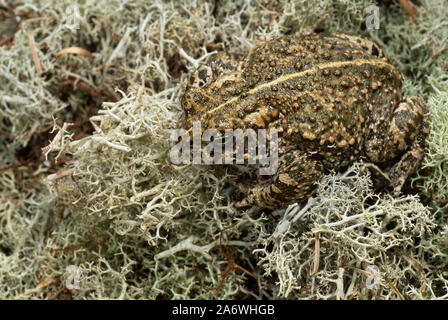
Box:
182 33 429 209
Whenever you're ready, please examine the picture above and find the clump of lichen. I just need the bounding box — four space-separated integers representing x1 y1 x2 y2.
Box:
1 0 447 300
255 164 442 299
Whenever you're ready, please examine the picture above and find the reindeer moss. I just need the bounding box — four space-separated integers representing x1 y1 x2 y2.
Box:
1 0 447 299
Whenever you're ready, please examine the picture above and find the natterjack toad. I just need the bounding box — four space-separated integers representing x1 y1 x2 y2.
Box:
181 33 430 209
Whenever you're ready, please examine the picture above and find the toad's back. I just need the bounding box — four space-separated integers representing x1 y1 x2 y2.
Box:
182 33 429 209
182 33 404 170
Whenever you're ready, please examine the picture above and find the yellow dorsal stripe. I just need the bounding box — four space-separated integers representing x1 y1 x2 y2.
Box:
207 58 394 115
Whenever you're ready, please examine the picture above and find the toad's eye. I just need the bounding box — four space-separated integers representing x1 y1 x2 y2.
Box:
191 66 213 88
197 69 208 86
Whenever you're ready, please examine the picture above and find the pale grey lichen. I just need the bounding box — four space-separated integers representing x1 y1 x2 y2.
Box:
1 0 447 299
255 164 438 299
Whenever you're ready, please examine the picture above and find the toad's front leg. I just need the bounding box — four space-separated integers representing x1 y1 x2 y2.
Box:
235 150 324 209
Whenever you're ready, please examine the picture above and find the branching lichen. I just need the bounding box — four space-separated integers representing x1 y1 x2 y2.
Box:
1 0 447 300
255 164 440 299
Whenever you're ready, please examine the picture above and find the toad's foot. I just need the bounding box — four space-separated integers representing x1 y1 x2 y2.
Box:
235 150 323 209
387 96 430 197
389 144 425 197
360 162 392 185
